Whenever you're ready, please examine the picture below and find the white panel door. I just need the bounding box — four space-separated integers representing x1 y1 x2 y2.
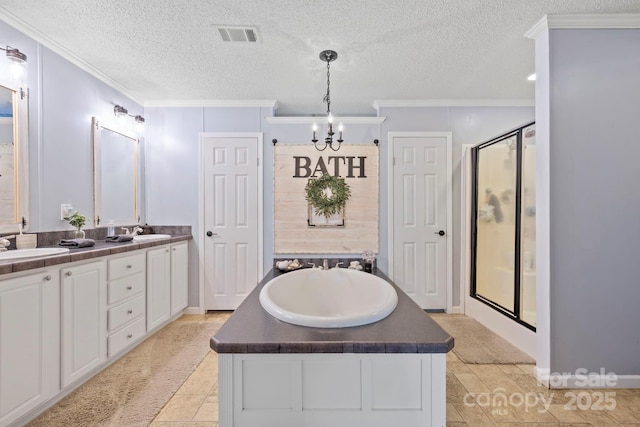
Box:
203 135 260 310
392 135 448 309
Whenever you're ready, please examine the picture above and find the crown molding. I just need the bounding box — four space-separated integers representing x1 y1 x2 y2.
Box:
265 116 386 125
372 99 534 109
525 14 640 39
144 99 279 109
0 7 144 105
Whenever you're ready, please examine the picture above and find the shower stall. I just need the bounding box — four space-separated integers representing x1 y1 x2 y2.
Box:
470 122 536 330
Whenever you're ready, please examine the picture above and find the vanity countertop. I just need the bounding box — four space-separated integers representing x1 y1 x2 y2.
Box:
211 268 454 354
0 234 192 276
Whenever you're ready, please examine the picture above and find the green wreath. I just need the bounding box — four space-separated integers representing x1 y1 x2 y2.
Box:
305 174 351 218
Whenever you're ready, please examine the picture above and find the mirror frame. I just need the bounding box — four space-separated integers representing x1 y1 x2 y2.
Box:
0 80 28 233
92 116 139 228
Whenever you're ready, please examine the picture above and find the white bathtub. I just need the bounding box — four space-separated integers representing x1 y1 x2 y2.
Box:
259 268 398 328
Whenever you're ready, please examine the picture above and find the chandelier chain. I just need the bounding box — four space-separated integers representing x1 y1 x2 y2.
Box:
324 60 331 115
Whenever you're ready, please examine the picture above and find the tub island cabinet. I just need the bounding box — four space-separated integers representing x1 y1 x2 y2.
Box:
212 268 454 427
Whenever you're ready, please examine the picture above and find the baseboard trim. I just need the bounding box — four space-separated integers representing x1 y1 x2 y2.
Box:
183 306 205 315
450 305 463 314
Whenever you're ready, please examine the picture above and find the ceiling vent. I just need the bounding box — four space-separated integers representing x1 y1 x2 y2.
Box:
216 26 258 43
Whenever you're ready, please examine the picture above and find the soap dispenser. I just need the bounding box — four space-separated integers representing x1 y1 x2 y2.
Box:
107 220 115 237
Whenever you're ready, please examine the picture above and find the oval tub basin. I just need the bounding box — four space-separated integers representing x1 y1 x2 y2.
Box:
259 268 398 328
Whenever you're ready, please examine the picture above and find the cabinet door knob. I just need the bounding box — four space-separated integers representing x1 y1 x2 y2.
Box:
65 271 72 277
126 264 132 269
172 248 176 251
43 275 52 281
127 334 133 339
127 309 133 314
126 285 133 290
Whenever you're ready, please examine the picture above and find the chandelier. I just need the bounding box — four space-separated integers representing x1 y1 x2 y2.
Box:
312 50 343 151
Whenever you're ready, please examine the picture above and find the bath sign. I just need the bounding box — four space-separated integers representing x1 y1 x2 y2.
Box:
274 145 379 254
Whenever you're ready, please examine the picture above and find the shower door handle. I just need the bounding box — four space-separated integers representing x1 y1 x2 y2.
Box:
435 230 445 236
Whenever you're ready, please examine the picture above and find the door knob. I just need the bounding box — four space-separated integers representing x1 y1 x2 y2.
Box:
435 230 445 236
206 231 218 237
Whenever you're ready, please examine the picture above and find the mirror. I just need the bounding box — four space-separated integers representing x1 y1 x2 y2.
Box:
0 83 28 232
92 117 139 227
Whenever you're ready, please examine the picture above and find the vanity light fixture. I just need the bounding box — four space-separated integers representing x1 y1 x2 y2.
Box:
0 46 27 63
113 104 128 117
134 115 145 133
312 50 343 152
113 104 145 129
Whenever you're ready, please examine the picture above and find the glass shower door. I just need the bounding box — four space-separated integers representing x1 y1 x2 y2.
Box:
471 122 535 330
474 134 518 314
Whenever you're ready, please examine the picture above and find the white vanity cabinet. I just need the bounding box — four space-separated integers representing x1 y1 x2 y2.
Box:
60 261 107 388
0 270 60 427
170 242 188 315
0 237 190 425
107 253 146 357
147 245 171 332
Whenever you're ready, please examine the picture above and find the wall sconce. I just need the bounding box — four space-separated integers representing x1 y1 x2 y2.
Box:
134 115 145 133
0 46 27 63
114 104 145 133
113 104 128 117
0 45 28 86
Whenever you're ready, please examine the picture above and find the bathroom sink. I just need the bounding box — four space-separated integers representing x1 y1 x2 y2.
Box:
259 268 398 328
0 247 70 261
132 234 171 241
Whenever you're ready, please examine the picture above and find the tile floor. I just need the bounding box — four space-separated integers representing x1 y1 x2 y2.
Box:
150 314 640 426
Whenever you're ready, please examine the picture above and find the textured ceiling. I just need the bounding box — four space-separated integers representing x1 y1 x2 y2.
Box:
0 0 639 115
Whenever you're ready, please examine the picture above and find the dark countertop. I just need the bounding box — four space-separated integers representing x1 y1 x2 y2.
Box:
211 268 454 354
0 235 192 276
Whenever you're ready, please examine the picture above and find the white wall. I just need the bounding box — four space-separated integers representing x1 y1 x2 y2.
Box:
540 27 640 376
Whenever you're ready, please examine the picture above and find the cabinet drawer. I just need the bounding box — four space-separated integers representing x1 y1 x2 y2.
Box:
108 273 144 305
108 317 146 357
108 294 145 332
109 253 145 281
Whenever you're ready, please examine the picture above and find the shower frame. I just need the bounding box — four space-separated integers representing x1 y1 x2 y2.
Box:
470 121 535 332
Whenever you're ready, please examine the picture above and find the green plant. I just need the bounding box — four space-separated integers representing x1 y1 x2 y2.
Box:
64 211 86 229
305 174 351 218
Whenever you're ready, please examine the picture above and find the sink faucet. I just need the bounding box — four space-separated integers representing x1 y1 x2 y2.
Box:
0 234 15 252
132 226 144 235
